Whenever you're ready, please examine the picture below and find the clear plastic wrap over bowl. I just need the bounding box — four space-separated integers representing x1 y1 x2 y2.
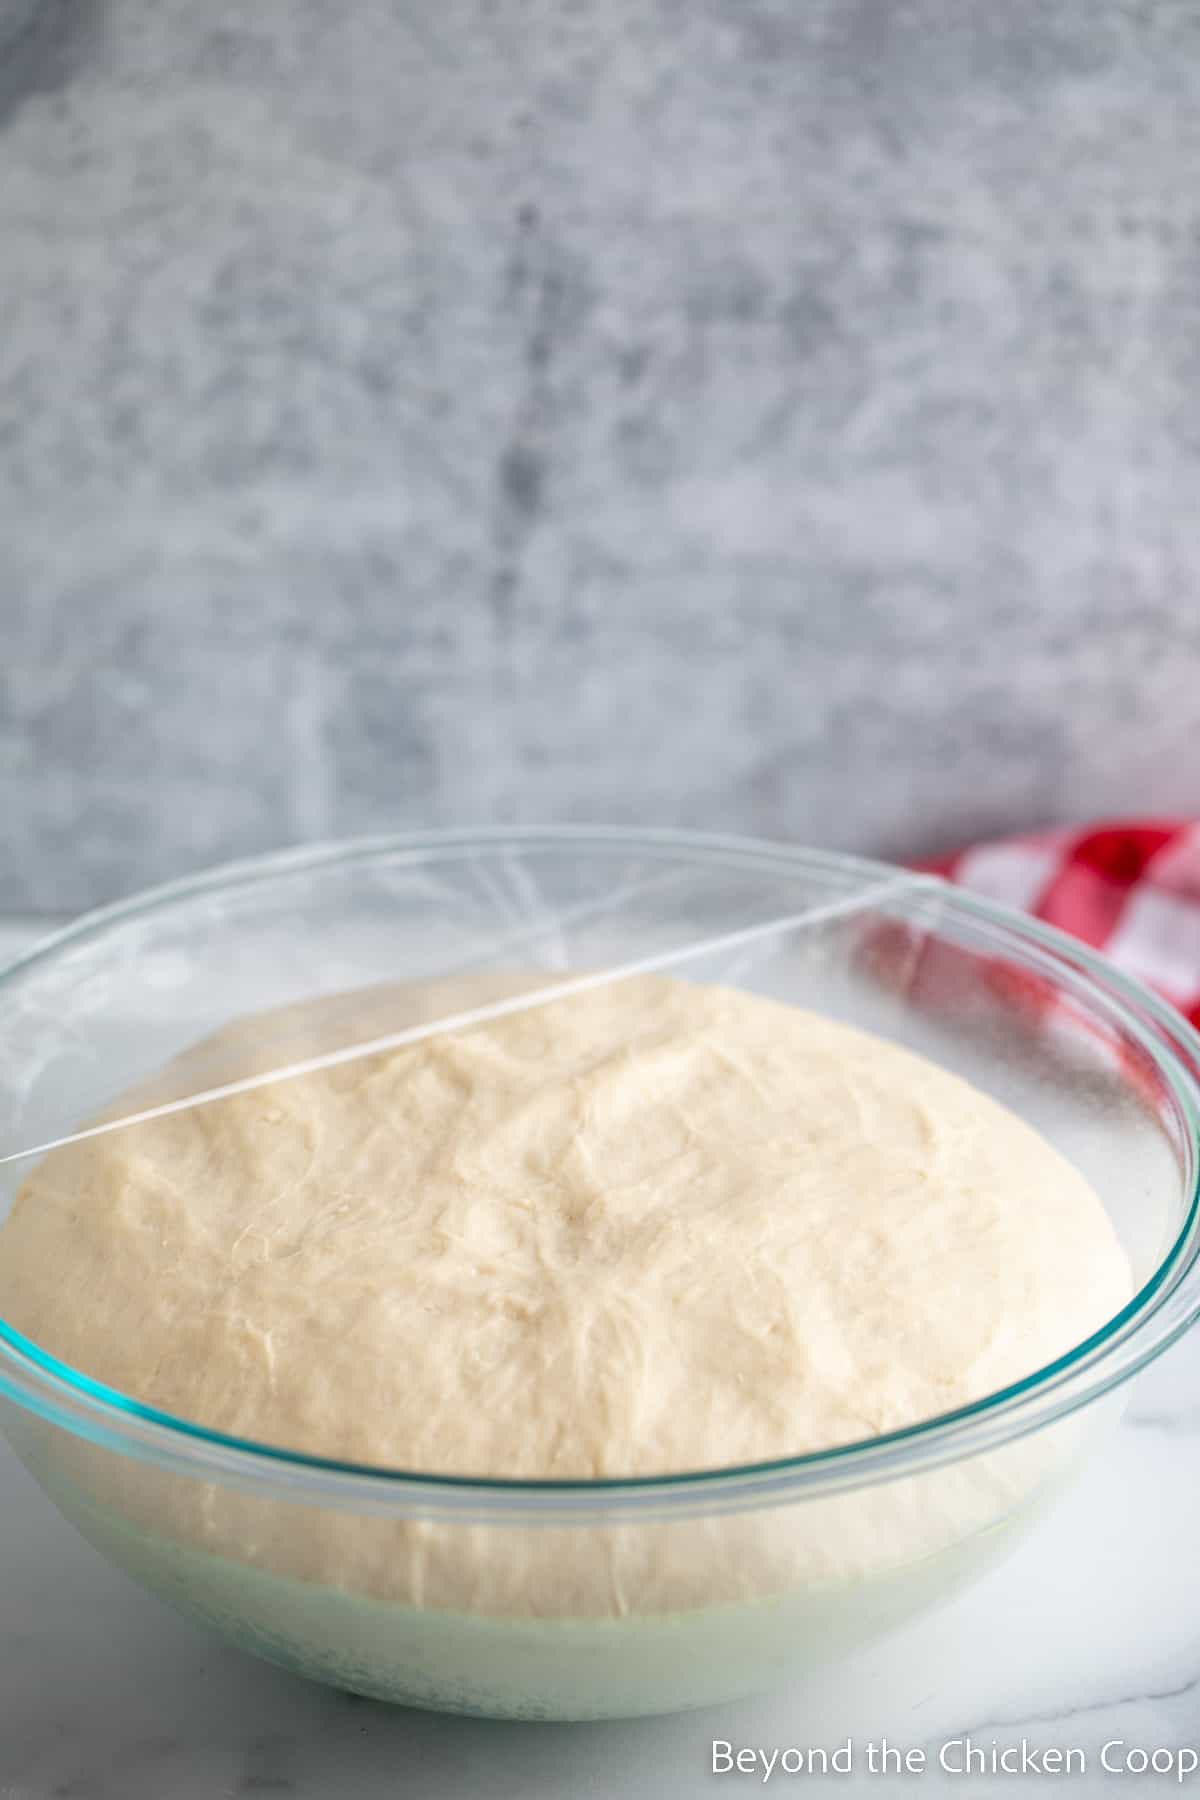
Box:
0 829 1198 1719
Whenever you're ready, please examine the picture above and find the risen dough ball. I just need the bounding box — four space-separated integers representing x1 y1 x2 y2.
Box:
0 973 1131 1479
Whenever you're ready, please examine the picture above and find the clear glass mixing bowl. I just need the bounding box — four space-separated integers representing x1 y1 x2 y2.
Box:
0 829 1197 1719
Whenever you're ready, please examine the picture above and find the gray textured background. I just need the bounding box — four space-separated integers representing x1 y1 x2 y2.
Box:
2 0 1200 915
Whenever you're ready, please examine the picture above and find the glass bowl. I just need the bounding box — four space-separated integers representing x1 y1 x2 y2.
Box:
0 829 1197 1720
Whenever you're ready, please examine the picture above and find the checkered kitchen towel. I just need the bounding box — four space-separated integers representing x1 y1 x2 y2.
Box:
924 820 1200 1031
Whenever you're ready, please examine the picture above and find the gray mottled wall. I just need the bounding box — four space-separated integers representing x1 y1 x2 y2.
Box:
2 0 1200 915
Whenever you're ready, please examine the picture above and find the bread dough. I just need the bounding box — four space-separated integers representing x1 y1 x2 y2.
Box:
0 972 1131 1479
0 973 1134 1644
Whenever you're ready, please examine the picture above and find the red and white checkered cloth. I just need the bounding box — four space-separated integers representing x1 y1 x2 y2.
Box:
924 819 1200 1031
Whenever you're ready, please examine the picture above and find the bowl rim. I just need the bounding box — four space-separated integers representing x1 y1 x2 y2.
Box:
1 824 1198 1522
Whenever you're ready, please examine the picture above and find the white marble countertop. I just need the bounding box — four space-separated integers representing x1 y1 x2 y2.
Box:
1 918 1198 1798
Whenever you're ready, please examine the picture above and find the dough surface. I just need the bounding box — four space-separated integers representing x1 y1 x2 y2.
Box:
0 973 1132 1479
